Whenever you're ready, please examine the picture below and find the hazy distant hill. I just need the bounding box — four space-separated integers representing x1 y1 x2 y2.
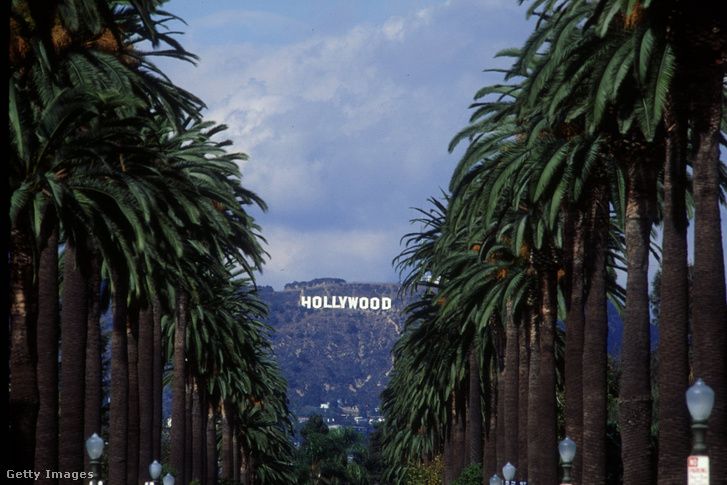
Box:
259 279 415 416
259 279 640 418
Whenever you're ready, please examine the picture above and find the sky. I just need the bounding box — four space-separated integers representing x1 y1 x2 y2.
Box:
155 0 727 291
153 0 535 290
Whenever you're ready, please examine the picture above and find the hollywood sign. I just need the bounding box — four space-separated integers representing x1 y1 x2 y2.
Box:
299 295 393 311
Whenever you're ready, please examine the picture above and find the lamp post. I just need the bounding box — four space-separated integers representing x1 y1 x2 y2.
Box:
558 436 576 484
148 460 162 485
686 378 714 484
489 474 503 485
502 462 516 484
85 433 104 485
162 473 176 485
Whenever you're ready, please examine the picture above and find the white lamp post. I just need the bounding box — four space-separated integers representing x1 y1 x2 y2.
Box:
558 436 576 484
489 474 503 485
686 378 714 455
162 473 175 485
502 462 516 484
86 433 104 485
686 378 714 484
148 460 162 485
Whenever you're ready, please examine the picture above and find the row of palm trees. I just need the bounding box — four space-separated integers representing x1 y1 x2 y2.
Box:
9 1 296 484
380 0 725 484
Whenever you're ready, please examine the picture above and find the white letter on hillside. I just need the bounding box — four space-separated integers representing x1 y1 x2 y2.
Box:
382 297 392 310
312 296 322 309
370 298 380 310
300 296 311 309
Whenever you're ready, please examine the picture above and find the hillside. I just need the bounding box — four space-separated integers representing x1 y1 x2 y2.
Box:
259 279 415 417
259 279 637 419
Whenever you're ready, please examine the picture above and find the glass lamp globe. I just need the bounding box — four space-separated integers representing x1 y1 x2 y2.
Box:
149 461 162 480
686 378 715 421
86 433 104 460
489 474 503 485
502 462 516 480
559 436 577 464
162 473 175 485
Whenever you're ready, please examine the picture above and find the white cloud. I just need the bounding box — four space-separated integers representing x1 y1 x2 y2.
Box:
256 225 403 290
158 0 534 289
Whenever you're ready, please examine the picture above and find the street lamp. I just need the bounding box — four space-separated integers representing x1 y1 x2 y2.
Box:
686 378 714 484
85 433 104 485
148 460 162 485
558 436 576 484
162 473 176 485
489 474 503 485
502 462 516 484
686 378 714 455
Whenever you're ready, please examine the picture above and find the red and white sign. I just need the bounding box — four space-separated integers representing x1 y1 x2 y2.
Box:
688 456 709 485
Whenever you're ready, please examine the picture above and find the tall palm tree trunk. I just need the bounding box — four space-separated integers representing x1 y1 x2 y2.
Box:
152 298 164 462
496 374 505 472
443 393 456 484
233 427 241 483
59 241 88 485
221 400 233 480
689 56 727 481
581 176 610 484
206 401 218 485
171 289 188 485
503 300 519 469
452 393 466 479
138 301 155 482
192 379 205 483
536 265 559 485
657 89 691 485
563 206 586 484
467 347 483 465
84 240 103 471
526 298 541 485
10 222 39 476
482 372 498 480
185 378 194 484
109 270 129 485
35 215 59 484
619 147 659 485
491 315 505 473
127 299 141 485
517 310 531 481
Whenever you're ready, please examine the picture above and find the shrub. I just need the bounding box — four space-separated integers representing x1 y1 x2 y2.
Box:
452 463 482 485
403 455 444 485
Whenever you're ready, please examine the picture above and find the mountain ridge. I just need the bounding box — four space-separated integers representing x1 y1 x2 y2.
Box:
260 279 413 416
261 279 637 418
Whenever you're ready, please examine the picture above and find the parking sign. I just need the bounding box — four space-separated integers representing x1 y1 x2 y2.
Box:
687 456 709 485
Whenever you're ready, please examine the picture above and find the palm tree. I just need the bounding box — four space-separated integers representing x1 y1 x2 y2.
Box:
170 287 189 483
59 239 90 481
668 2 727 477
10 5 292 485
498 4 668 482
84 241 104 473
137 298 155 483
656 69 692 484
533 2 725 480
35 211 59 482
10 1 203 479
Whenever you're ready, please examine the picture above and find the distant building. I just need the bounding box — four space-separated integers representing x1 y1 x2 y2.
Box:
341 405 359 416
